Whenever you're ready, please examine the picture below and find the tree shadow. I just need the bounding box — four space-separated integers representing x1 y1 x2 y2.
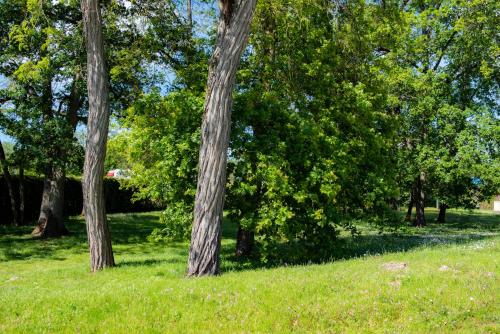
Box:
219 210 499 272
0 213 164 262
117 257 185 268
1 209 498 273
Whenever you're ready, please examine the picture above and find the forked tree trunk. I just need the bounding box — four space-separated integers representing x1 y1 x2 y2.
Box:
187 0 257 277
32 165 69 237
414 172 426 227
82 0 115 271
437 203 448 223
0 140 19 226
235 225 254 257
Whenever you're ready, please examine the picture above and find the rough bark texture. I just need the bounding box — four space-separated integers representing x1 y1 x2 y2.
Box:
187 0 257 277
235 226 254 257
437 203 448 223
413 172 426 227
32 166 69 237
82 0 115 271
0 140 19 226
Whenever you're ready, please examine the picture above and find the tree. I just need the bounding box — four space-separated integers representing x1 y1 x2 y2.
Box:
391 0 499 225
81 0 115 271
187 0 257 276
0 0 83 234
1 0 188 235
126 0 400 264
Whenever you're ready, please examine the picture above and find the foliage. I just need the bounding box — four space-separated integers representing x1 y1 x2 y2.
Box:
389 0 500 211
149 202 193 242
226 0 399 260
0 0 191 178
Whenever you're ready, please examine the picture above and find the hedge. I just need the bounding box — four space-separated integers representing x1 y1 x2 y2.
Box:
0 176 159 225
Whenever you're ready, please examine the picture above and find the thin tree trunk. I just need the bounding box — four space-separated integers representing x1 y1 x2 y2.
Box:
235 225 254 257
187 0 192 28
82 0 115 271
19 166 25 225
187 0 257 277
405 190 413 221
414 172 426 227
437 203 448 223
0 140 19 226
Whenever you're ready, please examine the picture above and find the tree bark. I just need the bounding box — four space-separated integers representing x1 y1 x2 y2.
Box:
413 172 426 227
0 140 19 226
187 0 257 277
187 0 192 28
437 203 448 223
18 166 25 225
82 0 115 271
32 165 69 237
235 225 254 257
405 190 413 221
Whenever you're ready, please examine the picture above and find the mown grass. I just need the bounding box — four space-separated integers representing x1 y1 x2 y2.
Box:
0 209 498 333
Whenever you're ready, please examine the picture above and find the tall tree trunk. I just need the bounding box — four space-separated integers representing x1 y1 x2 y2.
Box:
18 166 25 225
405 190 413 221
0 140 19 226
187 0 257 277
437 203 448 223
414 172 426 227
82 0 115 271
235 225 254 257
32 165 69 237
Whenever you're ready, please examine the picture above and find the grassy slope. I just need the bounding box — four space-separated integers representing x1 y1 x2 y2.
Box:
0 209 499 333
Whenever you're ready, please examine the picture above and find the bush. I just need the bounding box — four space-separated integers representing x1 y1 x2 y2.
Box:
148 202 193 242
0 175 159 225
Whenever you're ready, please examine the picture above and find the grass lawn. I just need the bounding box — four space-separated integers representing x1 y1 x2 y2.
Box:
0 209 499 333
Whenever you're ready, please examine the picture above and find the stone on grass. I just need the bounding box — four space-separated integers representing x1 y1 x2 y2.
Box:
381 262 408 271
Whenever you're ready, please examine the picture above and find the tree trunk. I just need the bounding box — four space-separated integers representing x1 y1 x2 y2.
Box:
32 165 69 237
437 203 448 223
82 0 115 271
405 190 413 221
187 0 257 277
0 140 19 226
413 173 426 227
187 0 192 28
235 225 254 257
18 166 25 225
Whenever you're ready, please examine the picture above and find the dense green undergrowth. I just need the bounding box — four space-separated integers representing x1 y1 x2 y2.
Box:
0 209 498 333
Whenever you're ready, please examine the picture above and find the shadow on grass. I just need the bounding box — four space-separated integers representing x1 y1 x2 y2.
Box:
1 209 498 273
117 257 185 268
0 213 164 262
220 210 500 272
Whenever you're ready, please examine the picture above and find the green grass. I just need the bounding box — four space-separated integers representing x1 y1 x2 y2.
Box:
0 209 499 333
